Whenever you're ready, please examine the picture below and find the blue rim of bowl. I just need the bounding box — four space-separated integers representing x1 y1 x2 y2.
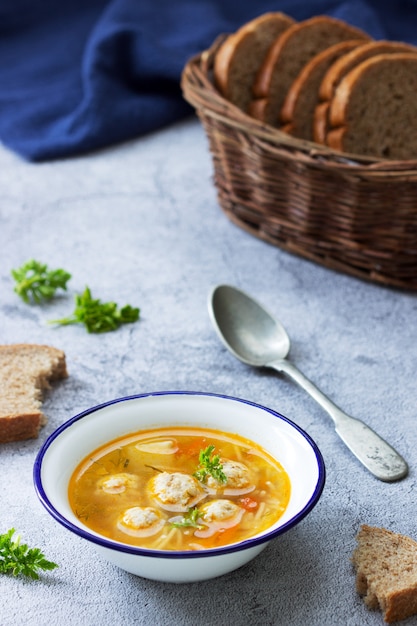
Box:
34 391 325 560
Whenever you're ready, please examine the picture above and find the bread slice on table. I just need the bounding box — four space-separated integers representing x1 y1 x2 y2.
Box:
213 12 295 113
280 40 365 140
314 40 417 144
0 344 67 443
326 53 417 159
250 15 370 127
352 524 417 623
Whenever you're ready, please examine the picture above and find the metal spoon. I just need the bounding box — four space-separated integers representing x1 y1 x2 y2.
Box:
208 284 408 482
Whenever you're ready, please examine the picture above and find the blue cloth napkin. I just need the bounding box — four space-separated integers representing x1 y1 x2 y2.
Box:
1 0 416 161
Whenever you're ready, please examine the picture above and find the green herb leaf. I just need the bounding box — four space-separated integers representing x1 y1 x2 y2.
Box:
49 286 140 333
11 260 71 304
193 445 227 484
170 507 204 529
0 528 58 580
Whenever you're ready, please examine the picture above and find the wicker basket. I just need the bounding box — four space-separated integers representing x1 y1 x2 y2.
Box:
181 36 417 291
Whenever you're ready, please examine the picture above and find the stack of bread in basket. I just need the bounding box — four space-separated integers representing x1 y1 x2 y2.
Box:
181 13 417 291
214 13 417 160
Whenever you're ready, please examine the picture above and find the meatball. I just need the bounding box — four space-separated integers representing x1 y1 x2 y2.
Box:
206 459 255 495
98 473 139 494
195 499 244 538
117 506 165 537
147 472 206 512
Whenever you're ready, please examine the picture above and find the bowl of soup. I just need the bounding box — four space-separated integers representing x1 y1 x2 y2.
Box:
34 391 325 583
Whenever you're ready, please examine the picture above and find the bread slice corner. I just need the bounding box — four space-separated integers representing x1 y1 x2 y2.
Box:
0 344 67 443
352 524 417 623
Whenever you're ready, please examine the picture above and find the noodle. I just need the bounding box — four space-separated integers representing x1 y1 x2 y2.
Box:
153 527 179 550
254 501 266 522
232 444 243 461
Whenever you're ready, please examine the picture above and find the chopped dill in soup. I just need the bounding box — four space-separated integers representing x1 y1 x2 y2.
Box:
68 427 291 551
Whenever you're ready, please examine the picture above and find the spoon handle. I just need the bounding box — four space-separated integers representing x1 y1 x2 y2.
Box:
269 359 408 482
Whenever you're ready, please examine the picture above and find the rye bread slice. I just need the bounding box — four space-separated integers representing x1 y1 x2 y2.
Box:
314 40 417 143
250 15 370 127
352 525 417 623
213 12 295 113
0 344 67 443
280 39 364 140
326 52 417 159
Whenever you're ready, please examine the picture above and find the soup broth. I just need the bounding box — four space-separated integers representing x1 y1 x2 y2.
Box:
68 427 291 551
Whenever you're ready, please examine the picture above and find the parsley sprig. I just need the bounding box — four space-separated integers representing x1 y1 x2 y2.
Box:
170 507 204 530
194 445 227 484
11 260 71 304
49 286 140 333
11 259 140 334
0 529 58 580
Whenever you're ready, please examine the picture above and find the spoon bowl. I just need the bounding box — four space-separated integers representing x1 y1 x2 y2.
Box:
210 284 290 366
208 284 408 483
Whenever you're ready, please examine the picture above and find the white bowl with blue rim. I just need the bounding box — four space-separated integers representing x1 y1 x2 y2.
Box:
34 391 325 583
